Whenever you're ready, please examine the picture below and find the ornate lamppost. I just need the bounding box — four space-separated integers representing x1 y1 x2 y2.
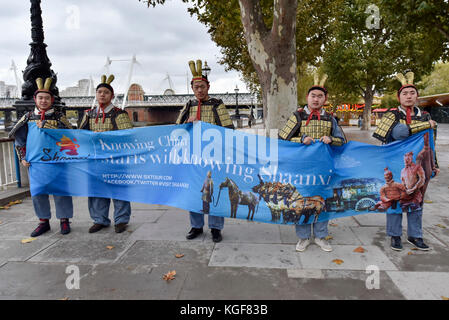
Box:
13 0 64 119
202 61 211 78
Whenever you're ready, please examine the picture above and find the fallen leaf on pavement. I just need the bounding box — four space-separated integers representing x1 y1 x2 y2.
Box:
324 235 333 240
21 237 37 244
411 247 418 251
436 224 447 229
163 270 176 281
175 254 184 258
0 206 10 210
106 246 114 250
353 246 365 253
9 200 22 205
329 223 338 227
407 252 414 255
332 259 344 265
59 297 69 301
442 296 449 300
424 200 433 204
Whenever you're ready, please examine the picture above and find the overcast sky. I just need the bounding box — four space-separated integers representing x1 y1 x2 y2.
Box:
0 0 248 95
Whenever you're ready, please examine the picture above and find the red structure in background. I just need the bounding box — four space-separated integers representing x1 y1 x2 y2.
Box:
125 83 179 126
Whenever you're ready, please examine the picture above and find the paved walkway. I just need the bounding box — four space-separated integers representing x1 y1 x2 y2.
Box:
0 125 448 301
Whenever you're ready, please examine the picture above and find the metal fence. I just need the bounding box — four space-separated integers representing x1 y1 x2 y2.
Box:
0 138 21 189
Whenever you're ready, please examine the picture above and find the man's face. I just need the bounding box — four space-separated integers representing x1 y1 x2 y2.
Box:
96 87 114 105
399 87 418 108
34 92 53 110
404 153 413 166
307 89 326 110
192 80 209 101
384 172 393 183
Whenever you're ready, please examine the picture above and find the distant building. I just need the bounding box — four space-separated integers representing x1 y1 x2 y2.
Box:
0 81 19 98
60 79 95 97
127 83 145 101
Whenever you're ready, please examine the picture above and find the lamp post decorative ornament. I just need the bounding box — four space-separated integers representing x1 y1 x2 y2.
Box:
14 0 63 119
234 85 240 118
202 61 211 78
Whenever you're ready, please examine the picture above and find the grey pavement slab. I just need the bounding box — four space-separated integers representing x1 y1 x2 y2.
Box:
0 221 60 240
326 226 363 245
0 238 59 265
0 262 93 299
28 239 135 264
279 224 298 244
329 217 360 227
117 240 214 267
178 266 404 300
279 223 362 245
68 264 186 300
424 224 449 248
297 245 398 271
288 269 406 299
209 243 300 269
378 242 449 272
0 200 36 223
351 226 388 246
218 220 282 244
352 212 387 226
178 266 300 300
129 208 166 223
386 271 449 300
129 209 207 242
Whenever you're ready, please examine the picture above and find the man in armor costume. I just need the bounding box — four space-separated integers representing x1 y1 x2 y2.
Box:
279 74 346 253
176 60 234 243
373 72 439 251
79 75 133 234
8 77 73 237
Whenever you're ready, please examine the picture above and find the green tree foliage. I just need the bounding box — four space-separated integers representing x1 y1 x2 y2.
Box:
382 0 449 59
419 62 449 96
322 0 445 129
140 0 341 101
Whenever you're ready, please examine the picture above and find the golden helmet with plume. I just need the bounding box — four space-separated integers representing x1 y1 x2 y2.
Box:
188 59 209 84
308 72 328 95
396 71 417 96
96 74 115 94
34 77 54 97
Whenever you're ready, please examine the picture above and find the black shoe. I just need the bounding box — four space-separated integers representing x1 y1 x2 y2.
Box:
391 236 403 251
115 223 128 233
407 237 430 251
60 219 71 235
211 228 222 243
88 223 108 233
30 220 50 237
186 227 203 240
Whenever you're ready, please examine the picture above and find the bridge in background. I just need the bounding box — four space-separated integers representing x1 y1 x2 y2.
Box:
0 92 258 109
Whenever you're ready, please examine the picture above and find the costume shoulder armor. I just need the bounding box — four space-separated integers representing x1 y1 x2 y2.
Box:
372 111 398 143
209 98 223 106
8 112 32 139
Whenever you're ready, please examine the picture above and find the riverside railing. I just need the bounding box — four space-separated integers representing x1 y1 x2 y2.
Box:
0 138 21 189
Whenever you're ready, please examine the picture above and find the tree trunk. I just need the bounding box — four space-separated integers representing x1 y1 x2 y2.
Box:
362 86 374 131
238 0 298 133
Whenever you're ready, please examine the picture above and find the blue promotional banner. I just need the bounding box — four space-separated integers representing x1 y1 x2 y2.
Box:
26 122 436 225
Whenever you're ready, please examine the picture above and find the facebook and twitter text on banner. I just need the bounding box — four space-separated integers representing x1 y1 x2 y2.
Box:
25 122 436 225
